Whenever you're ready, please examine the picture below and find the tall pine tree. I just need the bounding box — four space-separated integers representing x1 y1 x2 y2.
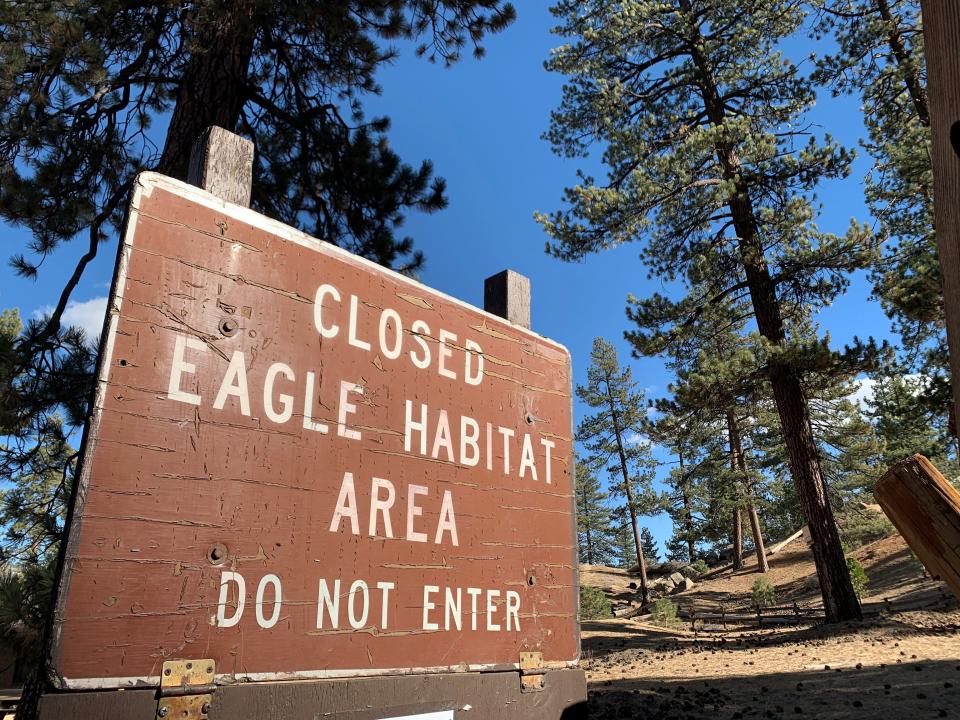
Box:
539 0 872 620
640 527 659 564
575 463 617 565
812 3 945 419
577 338 659 603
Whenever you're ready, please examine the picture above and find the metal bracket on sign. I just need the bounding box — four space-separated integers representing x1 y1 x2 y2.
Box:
519 651 545 692
157 658 216 719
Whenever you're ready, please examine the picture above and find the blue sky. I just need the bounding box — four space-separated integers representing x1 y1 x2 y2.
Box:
4 2 896 555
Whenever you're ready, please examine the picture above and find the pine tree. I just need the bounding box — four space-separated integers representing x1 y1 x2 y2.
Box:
539 0 871 620
665 534 691 564
0 8 517 712
647 404 709 564
612 508 638 570
812 3 945 418
640 527 659 564
575 463 617 565
576 337 659 604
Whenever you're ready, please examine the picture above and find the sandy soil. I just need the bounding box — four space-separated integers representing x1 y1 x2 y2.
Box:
579 533 960 719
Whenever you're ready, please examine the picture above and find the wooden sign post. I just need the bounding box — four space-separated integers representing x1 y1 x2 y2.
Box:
39 128 586 719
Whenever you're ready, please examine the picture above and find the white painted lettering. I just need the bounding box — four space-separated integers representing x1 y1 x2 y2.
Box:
255 574 282 629
337 380 363 440
216 571 245 628
348 294 371 351
329 472 359 535
438 329 457 380
464 339 484 386
369 477 395 538
302 370 329 433
409 319 431 369
167 335 205 405
435 490 459 546
378 308 403 360
263 362 294 424
347 580 369 629
213 351 251 416
314 284 341 338
405 401 428 455
423 585 439 631
406 484 428 543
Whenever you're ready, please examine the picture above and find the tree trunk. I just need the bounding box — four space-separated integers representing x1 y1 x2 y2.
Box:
727 410 769 573
14 665 42 720
876 0 930 126
156 6 256 180
746 501 769 574
726 411 744 571
680 0 861 621
732 506 743 570
606 392 649 604
679 450 698 562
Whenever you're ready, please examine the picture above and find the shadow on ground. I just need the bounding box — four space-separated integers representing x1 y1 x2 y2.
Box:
587 659 960 719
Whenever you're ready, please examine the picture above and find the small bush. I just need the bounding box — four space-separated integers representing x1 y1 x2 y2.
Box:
751 576 777 608
651 598 680 627
846 556 869 599
690 558 709 577
579 585 612 620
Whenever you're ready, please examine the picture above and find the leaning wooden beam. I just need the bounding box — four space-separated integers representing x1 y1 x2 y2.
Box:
920 1 960 430
874 454 960 600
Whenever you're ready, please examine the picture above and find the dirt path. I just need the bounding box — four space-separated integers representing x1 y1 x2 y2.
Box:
579 533 960 718
583 613 960 719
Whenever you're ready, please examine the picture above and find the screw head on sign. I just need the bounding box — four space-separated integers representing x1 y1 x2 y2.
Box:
219 318 239 337
208 543 228 565
202 703 211 714
158 707 169 718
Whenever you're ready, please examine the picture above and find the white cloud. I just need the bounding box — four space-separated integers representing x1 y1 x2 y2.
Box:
849 377 877 408
625 432 651 448
33 296 109 341
849 373 926 411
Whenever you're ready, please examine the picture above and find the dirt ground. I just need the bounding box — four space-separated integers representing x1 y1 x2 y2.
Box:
579 533 960 719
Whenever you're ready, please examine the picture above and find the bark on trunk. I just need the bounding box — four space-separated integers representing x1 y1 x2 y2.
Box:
157 7 256 180
679 0 861 621
875 0 930 126
727 411 744 570
679 450 698 562
732 506 744 570
747 501 769 574
727 411 769 573
606 389 649 605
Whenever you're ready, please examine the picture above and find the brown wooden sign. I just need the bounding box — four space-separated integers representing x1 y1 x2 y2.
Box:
50 173 577 690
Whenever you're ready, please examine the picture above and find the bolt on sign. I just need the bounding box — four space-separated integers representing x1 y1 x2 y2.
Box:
49 173 578 689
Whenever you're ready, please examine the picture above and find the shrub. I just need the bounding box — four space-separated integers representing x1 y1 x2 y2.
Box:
751 576 777 608
651 598 680 627
846 556 869 599
691 558 709 577
579 585 612 620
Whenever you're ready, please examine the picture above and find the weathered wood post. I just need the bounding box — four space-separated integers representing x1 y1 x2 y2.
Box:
485 269 531 329
874 455 960 600
187 126 254 206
